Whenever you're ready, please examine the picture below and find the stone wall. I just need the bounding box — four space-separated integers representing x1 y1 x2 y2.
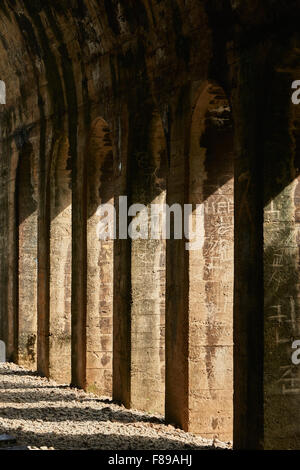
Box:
0 0 299 449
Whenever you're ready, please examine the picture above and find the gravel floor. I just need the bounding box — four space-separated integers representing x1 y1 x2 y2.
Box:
0 363 231 450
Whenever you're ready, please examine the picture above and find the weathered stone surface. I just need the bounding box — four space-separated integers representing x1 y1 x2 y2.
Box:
165 83 234 441
17 142 37 369
0 0 298 450
113 107 167 414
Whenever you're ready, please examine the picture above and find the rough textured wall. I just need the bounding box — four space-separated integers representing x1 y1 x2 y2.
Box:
129 110 167 414
0 0 223 405
49 135 72 383
16 142 38 368
86 117 114 396
230 1 300 449
262 55 300 450
0 0 234 442
188 84 234 440
0 0 299 449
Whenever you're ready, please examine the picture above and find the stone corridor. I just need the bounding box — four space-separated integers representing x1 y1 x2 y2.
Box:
0 0 300 451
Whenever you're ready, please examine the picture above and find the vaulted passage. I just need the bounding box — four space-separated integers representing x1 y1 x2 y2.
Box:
0 0 299 451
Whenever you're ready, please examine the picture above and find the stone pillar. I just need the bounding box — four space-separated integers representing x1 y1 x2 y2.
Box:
113 109 130 406
16 142 38 368
85 117 114 396
233 49 300 449
113 106 167 414
37 123 50 378
165 83 234 441
71 110 86 390
165 94 189 429
6 140 19 362
48 134 72 383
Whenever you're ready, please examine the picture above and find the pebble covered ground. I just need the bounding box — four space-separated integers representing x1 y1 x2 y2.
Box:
0 363 231 450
